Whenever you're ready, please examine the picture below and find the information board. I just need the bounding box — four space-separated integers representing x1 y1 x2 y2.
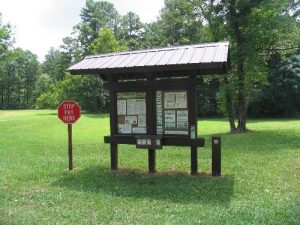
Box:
156 90 189 135
117 92 147 134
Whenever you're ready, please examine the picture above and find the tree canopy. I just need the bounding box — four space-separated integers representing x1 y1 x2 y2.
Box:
0 0 299 131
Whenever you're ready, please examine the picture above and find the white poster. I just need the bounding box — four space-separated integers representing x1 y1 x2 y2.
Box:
177 110 188 129
127 99 146 115
165 110 176 128
132 127 147 134
164 91 187 109
117 100 126 115
138 115 146 127
164 93 176 108
118 123 132 134
125 116 137 125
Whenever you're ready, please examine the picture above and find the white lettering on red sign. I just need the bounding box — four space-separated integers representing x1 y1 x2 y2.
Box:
63 103 75 110
58 101 81 124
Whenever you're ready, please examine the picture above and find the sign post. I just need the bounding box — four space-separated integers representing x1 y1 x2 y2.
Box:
58 100 81 171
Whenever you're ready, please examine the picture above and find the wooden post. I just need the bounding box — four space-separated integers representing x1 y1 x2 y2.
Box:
212 136 221 176
108 77 118 171
111 143 118 170
148 149 156 173
68 124 73 171
191 146 198 175
146 79 157 173
188 74 198 175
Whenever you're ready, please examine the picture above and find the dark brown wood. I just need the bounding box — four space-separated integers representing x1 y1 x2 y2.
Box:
146 78 157 173
108 76 119 170
68 124 73 171
101 72 206 174
104 135 205 147
111 143 118 170
109 90 117 135
212 136 221 176
148 149 156 173
188 74 198 138
104 78 204 90
191 146 198 175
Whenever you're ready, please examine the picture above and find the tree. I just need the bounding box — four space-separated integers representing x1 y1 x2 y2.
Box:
42 47 72 81
76 0 120 55
190 0 300 132
0 14 13 55
0 48 40 109
89 28 127 54
249 53 300 117
117 12 144 50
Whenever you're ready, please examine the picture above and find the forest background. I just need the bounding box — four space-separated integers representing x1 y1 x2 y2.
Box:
0 0 299 132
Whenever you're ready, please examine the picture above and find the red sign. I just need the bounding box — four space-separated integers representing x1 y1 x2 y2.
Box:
58 100 81 124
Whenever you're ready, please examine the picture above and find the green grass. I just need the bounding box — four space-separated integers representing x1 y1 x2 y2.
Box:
0 110 299 225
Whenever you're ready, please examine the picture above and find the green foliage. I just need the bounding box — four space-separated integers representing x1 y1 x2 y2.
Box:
249 53 300 117
76 0 120 55
117 12 144 50
0 48 40 109
158 0 208 46
1 0 300 120
89 28 127 54
218 82 236 117
0 14 13 54
42 48 72 81
34 73 52 99
36 75 107 112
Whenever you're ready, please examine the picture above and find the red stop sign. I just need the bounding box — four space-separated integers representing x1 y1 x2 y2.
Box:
58 100 81 124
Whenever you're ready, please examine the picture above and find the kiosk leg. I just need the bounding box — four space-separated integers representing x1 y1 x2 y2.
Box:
148 149 156 173
191 146 198 175
212 137 221 176
111 143 118 170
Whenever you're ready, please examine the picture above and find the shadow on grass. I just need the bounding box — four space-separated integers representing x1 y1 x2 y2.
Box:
37 112 57 116
81 112 109 119
53 166 234 206
36 112 109 118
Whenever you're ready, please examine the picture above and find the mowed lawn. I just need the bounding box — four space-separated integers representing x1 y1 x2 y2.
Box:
0 110 299 225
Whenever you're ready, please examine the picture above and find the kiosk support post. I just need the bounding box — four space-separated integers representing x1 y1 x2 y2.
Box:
111 143 118 170
212 137 221 176
148 149 156 173
191 146 198 175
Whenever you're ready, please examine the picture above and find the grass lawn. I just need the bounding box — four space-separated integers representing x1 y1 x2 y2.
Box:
0 110 299 225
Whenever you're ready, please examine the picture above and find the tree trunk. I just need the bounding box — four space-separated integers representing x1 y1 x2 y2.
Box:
1 84 4 107
229 0 248 133
225 88 237 132
236 60 248 132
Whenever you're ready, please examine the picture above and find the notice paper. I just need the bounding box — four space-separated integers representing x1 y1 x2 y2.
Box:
164 91 187 109
165 110 176 128
138 115 146 127
125 116 137 125
118 123 132 134
117 100 126 115
127 99 146 115
177 110 188 129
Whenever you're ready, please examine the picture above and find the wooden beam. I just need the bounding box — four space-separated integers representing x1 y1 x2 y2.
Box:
104 78 201 90
104 136 205 147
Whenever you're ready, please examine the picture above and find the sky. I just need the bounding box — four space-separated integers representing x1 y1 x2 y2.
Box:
0 0 164 62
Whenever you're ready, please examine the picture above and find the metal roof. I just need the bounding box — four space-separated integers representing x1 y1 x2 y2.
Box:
68 41 230 79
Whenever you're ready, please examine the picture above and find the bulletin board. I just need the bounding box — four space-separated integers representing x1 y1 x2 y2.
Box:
117 92 147 134
156 90 189 135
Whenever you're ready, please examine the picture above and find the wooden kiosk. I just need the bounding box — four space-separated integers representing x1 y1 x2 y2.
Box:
68 41 230 174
